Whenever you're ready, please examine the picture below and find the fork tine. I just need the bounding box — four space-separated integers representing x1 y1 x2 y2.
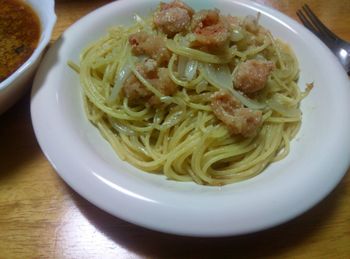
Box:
296 10 321 38
302 4 338 40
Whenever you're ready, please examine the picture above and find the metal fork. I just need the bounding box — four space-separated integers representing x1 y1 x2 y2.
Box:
297 4 350 74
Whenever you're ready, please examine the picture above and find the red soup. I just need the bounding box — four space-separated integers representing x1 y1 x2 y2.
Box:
0 0 41 83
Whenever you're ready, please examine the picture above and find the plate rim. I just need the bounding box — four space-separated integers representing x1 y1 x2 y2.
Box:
30 0 350 237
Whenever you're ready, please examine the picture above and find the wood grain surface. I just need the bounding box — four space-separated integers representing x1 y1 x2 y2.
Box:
0 0 349 258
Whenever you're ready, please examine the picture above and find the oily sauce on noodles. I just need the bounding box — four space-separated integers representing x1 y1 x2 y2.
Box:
0 0 41 83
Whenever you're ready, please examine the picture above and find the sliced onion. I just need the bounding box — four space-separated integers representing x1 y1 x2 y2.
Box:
231 28 244 42
159 108 186 130
205 63 232 89
267 95 301 117
108 64 131 102
185 60 198 81
177 56 198 81
159 96 174 104
201 63 266 110
230 88 266 110
133 14 145 25
153 109 165 125
110 120 136 136
177 55 188 78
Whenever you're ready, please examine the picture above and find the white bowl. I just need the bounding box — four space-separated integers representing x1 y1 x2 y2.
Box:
31 0 350 236
0 0 56 114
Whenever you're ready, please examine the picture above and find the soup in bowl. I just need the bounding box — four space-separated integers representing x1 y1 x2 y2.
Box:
0 0 56 114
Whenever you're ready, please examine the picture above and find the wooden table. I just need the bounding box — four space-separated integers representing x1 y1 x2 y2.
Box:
1 0 349 258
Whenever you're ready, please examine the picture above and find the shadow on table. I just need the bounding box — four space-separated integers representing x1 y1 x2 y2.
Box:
70 176 347 258
0 92 42 178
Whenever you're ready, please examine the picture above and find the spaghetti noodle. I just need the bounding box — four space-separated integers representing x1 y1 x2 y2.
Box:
70 1 311 186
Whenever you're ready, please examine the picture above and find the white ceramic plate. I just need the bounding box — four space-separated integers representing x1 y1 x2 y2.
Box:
31 0 350 237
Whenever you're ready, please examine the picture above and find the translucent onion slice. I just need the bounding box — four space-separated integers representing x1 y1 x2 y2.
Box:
133 14 145 25
185 60 198 81
176 55 198 81
266 95 301 117
231 28 244 42
201 63 266 110
177 55 188 78
158 108 186 130
108 64 131 102
166 40 231 64
110 120 136 136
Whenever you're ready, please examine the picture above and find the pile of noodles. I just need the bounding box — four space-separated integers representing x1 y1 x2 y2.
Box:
69 11 311 186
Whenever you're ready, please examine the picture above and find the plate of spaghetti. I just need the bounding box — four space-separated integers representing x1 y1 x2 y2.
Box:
31 0 350 236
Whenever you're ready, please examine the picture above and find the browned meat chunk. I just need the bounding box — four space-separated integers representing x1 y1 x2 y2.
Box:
242 15 260 34
225 15 240 27
211 90 262 137
191 9 220 30
150 68 177 96
191 9 230 47
194 23 230 47
153 0 194 36
159 0 194 17
240 15 268 45
148 68 178 106
128 32 171 66
123 63 177 106
235 60 275 94
143 58 158 78
123 64 152 104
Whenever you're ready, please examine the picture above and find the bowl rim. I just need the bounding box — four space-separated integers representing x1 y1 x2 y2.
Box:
0 0 57 92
